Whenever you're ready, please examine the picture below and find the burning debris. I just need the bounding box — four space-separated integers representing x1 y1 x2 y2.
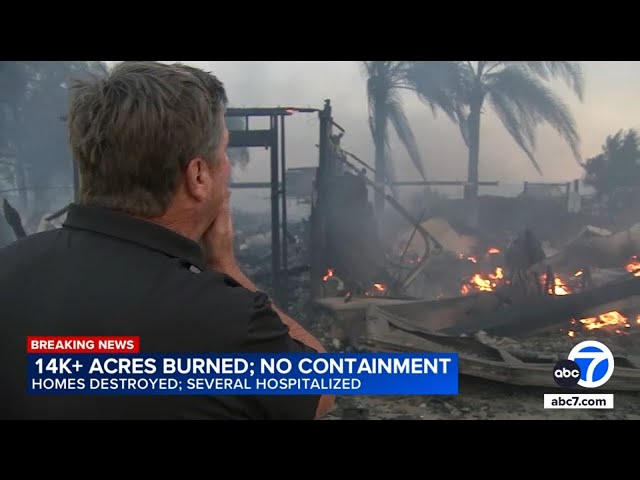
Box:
320 267 391 302
626 256 640 276
314 212 640 396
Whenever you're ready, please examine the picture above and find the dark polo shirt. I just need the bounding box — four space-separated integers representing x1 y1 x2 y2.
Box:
0 203 320 420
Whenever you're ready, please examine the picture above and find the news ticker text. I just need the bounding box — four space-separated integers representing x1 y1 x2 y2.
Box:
27 335 459 395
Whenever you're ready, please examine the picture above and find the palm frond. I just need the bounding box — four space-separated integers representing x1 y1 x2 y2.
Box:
489 90 542 174
366 63 395 148
487 66 581 165
520 61 584 101
387 94 426 180
403 61 462 124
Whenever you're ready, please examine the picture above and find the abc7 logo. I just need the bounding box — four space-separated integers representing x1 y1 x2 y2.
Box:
553 340 615 388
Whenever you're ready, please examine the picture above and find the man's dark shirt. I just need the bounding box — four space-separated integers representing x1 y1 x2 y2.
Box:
0 204 320 420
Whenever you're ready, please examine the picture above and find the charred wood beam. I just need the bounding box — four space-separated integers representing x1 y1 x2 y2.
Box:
228 130 272 148
226 107 320 117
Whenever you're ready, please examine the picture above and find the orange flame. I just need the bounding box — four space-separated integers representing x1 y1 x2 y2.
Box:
625 256 640 276
578 310 631 331
551 277 570 296
322 268 334 282
487 247 500 254
461 267 504 294
373 283 386 292
541 273 571 295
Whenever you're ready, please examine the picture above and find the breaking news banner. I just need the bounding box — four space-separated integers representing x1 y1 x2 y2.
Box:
26 336 459 395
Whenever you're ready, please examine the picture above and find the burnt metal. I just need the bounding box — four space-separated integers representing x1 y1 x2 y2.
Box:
226 106 321 307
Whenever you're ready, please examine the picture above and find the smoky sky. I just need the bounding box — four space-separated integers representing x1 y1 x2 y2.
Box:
110 61 640 212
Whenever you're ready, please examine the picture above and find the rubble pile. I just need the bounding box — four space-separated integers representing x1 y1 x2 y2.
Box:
235 196 640 419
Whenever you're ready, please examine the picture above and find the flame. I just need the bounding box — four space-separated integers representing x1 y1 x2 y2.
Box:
578 310 631 331
487 247 500 254
542 273 571 295
467 256 477 264
460 267 504 294
567 310 639 336
625 256 640 276
322 268 334 282
373 283 386 292
574 269 583 277
551 277 570 296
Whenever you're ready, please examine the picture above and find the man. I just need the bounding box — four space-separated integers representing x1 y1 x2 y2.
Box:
0 61 335 420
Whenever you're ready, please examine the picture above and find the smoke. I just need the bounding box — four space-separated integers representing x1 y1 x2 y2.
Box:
191 61 640 206
0 61 107 224
93 61 640 216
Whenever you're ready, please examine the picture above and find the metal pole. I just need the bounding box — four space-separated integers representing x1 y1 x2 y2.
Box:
280 114 288 308
270 115 282 305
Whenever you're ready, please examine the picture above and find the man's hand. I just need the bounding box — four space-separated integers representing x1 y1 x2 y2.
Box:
203 198 236 272
202 197 336 419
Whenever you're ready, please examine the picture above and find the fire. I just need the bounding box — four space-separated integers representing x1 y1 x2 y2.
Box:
487 247 500 254
460 267 504 294
549 276 570 296
322 268 334 281
578 310 631 331
373 283 386 292
625 256 640 276
566 310 639 337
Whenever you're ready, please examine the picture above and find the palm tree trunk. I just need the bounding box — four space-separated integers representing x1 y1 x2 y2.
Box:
466 101 481 201
464 92 483 229
373 103 387 215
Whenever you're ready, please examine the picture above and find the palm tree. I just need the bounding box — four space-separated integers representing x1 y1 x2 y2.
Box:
362 61 462 213
449 61 584 202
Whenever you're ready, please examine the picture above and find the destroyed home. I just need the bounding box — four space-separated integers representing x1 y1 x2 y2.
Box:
2 61 640 420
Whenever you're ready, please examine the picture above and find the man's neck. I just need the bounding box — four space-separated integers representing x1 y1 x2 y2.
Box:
134 209 202 244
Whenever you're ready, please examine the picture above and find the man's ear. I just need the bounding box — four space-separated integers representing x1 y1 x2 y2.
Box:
183 157 211 201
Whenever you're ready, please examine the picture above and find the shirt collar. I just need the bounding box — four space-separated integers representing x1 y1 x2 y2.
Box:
62 203 206 271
